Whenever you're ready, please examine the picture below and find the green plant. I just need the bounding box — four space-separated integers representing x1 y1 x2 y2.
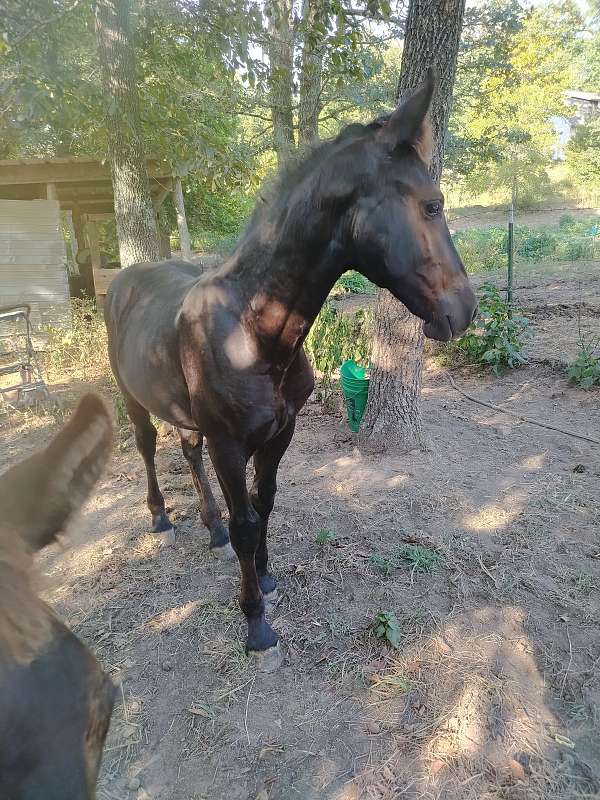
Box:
316 529 336 546
567 334 600 389
333 270 376 295
397 545 440 573
369 554 397 576
305 303 371 397
43 297 109 381
452 227 508 273
457 282 530 373
113 394 129 428
371 611 401 649
572 570 593 594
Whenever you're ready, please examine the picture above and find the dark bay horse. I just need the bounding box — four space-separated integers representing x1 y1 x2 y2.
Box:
0 395 115 797
104 70 477 671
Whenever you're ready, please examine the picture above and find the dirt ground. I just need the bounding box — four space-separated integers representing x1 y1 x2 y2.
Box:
2 262 600 800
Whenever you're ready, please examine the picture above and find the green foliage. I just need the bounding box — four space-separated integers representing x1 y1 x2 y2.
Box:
453 218 600 273
446 0 585 202
571 570 594 594
316 529 336 546
43 298 109 382
397 545 440 573
370 545 440 576
113 394 129 428
333 271 376 295
453 227 508 272
457 283 530 373
371 611 401 649
567 117 600 188
567 335 600 389
369 554 398 577
305 304 371 393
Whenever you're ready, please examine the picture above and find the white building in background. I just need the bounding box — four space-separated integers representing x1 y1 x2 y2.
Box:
552 90 600 160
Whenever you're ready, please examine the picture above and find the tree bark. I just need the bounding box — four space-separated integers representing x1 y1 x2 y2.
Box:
267 0 296 165
298 0 325 148
358 0 466 453
95 0 160 267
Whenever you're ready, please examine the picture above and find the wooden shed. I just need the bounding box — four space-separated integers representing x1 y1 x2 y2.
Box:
0 156 191 323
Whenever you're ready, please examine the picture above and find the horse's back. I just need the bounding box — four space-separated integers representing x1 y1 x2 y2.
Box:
105 259 203 322
104 260 204 426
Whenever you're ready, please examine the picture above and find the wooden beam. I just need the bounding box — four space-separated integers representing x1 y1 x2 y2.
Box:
0 158 171 186
46 182 57 201
173 177 192 260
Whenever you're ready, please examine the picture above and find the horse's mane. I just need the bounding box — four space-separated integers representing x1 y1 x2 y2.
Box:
241 116 389 240
0 533 52 670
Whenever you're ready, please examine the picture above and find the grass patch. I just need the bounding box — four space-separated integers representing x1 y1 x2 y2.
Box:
370 545 441 576
316 528 336 546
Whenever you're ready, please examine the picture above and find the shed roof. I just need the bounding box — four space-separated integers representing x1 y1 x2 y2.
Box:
0 156 173 216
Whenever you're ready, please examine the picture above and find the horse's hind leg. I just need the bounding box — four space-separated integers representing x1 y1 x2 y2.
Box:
125 395 174 544
178 428 234 559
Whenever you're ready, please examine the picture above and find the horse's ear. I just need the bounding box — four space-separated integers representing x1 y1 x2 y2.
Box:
377 66 436 164
0 394 113 552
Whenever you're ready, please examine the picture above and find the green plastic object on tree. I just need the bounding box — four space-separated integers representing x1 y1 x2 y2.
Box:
340 360 370 433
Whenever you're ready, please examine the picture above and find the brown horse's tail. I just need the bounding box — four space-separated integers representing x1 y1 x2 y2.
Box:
0 394 113 666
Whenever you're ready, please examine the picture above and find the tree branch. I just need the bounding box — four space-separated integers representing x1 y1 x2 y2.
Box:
10 0 84 48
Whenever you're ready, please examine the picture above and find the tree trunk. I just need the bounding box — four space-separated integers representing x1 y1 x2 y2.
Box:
358 0 466 453
95 0 160 267
267 0 296 165
298 0 325 148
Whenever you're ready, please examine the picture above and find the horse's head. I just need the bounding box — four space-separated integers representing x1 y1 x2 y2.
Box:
326 69 476 341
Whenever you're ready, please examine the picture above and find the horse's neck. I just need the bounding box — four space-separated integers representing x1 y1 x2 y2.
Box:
228 231 344 366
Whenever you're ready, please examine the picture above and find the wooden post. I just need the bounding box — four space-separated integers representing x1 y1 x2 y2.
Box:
85 218 102 269
65 210 80 272
46 182 57 201
173 177 192 260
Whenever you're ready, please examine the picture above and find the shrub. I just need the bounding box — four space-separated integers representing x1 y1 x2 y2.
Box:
452 218 600 272
333 270 376 295
515 227 556 261
452 227 507 272
457 283 531 373
567 335 600 389
43 297 109 382
305 303 371 395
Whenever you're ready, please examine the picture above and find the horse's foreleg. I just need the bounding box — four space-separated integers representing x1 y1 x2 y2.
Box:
178 428 234 559
250 417 296 599
126 398 174 545
207 436 282 672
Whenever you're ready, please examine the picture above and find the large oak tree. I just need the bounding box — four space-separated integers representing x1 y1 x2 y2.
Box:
358 0 466 452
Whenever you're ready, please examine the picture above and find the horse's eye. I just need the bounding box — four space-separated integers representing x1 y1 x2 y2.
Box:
424 200 442 218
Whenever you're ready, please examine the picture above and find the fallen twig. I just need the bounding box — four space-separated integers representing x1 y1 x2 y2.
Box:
443 371 600 446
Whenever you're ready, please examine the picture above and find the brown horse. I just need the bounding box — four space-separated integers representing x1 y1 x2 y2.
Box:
0 394 115 798
104 70 477 670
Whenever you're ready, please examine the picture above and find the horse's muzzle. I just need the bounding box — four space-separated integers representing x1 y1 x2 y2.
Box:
423 287 478 342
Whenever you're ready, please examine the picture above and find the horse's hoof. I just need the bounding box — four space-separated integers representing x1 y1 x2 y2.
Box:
249 642 283 673
210 541 235 560
159 527 176 547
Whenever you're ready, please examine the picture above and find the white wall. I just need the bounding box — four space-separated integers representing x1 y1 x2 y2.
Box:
0 199 69 327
